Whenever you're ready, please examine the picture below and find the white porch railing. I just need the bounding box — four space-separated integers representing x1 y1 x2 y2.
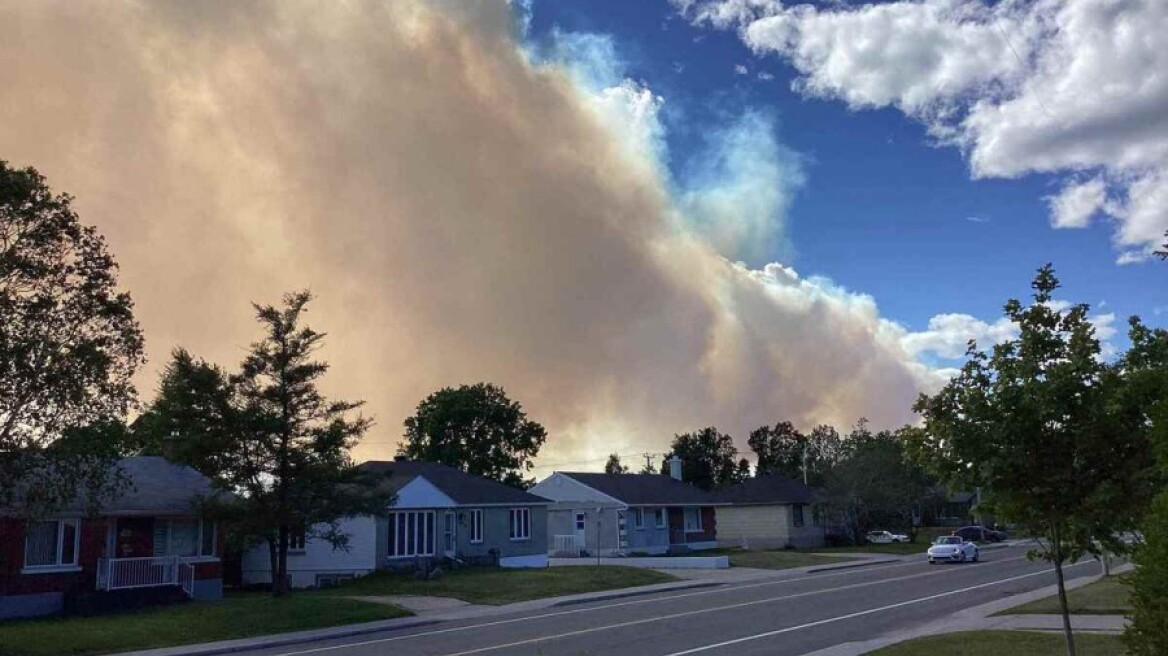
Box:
97 557 195 597
553 534 583 557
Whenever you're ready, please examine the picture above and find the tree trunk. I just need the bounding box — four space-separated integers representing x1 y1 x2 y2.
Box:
274 524 290 597
1051 525 1077 656
266 537 278 593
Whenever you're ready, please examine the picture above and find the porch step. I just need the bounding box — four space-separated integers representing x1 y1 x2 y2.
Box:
65 586 190 617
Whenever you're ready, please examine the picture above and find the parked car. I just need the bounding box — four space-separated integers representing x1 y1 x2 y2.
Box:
866 530 910 544
953 525 1004 543
928 536 979 564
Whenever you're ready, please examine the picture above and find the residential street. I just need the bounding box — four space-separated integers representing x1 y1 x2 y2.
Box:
235 545 1103 656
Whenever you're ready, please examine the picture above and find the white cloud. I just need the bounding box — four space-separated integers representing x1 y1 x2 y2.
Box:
757 71 775 81
676 0 1168 263
901 313 1018 360
734 63 749 75
965 215 989 223
1048 177 1107 229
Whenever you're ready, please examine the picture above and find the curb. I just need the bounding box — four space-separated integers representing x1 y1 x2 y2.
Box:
552 581 722 607
806 558 902 573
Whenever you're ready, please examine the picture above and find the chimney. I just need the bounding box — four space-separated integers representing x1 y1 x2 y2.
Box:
668 455 683 482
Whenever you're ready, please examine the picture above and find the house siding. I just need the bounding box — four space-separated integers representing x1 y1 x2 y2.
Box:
715 504 824 549
240 516 380 588
547 505 623 556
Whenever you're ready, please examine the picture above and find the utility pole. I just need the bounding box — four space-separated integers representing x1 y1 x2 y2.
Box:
642 453 655 473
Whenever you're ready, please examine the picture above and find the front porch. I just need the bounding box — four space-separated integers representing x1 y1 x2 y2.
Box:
97 516 221 599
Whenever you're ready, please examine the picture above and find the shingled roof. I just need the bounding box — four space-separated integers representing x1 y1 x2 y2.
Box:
556 472 719 506
711 474 815 505
359 461 549 505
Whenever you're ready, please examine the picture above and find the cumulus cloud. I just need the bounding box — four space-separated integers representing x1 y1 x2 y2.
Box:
677 0 1168 264
1 0 952 474
1048 177 1108 229
734 64 749 75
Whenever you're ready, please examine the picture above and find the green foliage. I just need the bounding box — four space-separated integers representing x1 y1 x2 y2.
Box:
821 423 933 540
132 348 240 481
748 421 804 478
399 382 546 488
0 161 144 515
1122 320 1168 656
910 265 1159 656
662 427 744 490
604 453 628 474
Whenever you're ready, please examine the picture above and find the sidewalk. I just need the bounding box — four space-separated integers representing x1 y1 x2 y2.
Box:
803 563 1132 656
117 577 723 656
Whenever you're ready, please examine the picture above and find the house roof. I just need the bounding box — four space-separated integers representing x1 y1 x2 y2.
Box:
711 474 815 505
359 461 549 506
555 472 719 506
105 457 219 515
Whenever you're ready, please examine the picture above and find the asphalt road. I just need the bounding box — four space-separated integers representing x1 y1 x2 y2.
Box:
239 545 1102 656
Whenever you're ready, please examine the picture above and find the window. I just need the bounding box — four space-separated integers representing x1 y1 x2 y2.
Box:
633 508 644 529
24 519 80 569
683 508 703 533
574 512 585 531
654 508 666 529
793 505 805 528
315 573 355 588
469 509 484 544
154 519 216 558
387 511 435 558
509 508 531 541
289 525 306 552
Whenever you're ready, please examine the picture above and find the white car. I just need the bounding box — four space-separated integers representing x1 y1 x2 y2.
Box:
927 535 979 564
867 530 910 544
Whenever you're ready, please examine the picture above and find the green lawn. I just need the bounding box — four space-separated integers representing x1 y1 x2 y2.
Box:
0 593 410 656
1001 576 1132 615
868 631 1125 656
327 565 676 605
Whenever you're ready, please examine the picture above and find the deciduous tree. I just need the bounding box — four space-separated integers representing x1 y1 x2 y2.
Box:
400 383 546 488
910 265 1158 656
748 421 804 478
0 161 144 514
662 427 742 490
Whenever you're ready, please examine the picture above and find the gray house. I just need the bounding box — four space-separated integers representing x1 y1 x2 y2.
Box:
241 460 550 588
530 469 721 557
712 474 824 549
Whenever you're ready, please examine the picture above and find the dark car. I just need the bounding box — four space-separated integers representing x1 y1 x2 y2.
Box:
952 525 1004 543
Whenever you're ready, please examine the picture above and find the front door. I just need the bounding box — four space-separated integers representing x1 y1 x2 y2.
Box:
574 512 586 551
443 512 456 558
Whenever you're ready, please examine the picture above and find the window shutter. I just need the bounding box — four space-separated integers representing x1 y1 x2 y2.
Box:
154 521 170 557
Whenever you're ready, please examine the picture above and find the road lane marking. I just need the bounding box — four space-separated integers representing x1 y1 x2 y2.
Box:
662 560 1097 656
425 556 1039 656
268 551 1030 656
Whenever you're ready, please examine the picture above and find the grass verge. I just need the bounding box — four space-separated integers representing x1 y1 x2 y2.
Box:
721 549 859 569
867 630 1125 655
326 565 677 605
814 542 925 555
0 593 410 656
999 576 1132 615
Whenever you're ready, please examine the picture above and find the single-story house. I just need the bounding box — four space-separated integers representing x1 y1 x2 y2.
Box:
241 460 551 588
712 474 824 549
0 456 224 620
530 466 721 557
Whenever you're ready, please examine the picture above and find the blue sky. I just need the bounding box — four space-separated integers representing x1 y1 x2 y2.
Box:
527 0 1167 349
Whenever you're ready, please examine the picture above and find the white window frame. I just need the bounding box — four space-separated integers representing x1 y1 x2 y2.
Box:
633 508 644 530
793 504 805 528
288 524 306 552
23 519 81 572
154 518 217 558
387 511 436 558
469 509 484 544
683 507 703 533
654 508 666 529
509 508 531 541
